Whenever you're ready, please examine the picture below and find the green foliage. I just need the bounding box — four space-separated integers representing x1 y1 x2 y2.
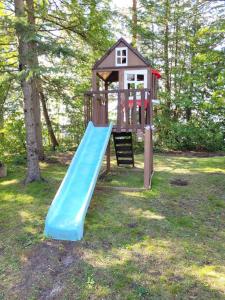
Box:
135 0 225 151
0 113 26 162
155 118 225 152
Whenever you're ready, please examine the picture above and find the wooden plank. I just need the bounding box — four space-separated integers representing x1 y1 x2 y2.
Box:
105 81 109 125
114 139 132 145
118 160 133 165
150 129 153 174
144 126 151 189
132 90 137 131
146 90 151 125
113 132 131 137
125 90 129 130
141 90 145 131
116 145 132 151
116 153 133 158
117 91 121 132
93 65 151 71
112 133 119 166
85 88 150 95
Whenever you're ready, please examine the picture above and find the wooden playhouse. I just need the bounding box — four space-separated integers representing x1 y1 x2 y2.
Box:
84 38 161 188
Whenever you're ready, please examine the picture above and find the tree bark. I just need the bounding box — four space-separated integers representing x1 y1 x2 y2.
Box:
164 0 171 110
26 0 45 160
39 85 59 150
132 0 137 48
14 0 41 183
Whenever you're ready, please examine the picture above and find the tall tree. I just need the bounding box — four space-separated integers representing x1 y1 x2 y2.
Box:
132 0 138 48
26 0 44 160
14 0 41 183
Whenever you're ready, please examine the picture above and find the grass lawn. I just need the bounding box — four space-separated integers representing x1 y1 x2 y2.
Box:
0 154 225 299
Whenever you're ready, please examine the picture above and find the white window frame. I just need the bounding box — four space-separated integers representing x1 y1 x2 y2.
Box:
115 47 128 66
124 70 148 99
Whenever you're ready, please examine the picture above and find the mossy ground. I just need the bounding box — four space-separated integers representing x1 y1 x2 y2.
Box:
0 154 225 299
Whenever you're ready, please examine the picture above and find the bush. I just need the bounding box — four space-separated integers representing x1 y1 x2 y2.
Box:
155 118 225 152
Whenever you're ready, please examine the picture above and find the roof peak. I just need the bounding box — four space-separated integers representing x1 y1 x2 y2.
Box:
93 37 151 70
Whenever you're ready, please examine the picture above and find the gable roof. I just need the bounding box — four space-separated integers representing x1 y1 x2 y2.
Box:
92 37 151 70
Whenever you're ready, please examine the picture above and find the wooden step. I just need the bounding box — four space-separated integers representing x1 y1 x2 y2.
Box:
116 153 133 158
113 132 131 137
118 159 134 165
115 146 132 152
114 139 132 145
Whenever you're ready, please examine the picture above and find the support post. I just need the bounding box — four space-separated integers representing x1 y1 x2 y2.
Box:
92 70 98 125
105 81 110 173
144 125 151 189
106 142 110 173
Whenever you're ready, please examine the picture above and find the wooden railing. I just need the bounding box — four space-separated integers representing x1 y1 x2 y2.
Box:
84 88 152 132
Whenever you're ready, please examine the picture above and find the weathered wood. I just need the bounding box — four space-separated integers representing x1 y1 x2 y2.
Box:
116 145 132 151
146 90 151 125
92 70 98 124
85 88 150 95
141 90 145 131
84 88 153 133
114 139 132 145
132 90 137 131
105 81 109 124
144 126 151 189
113 132 131 137
117 91 122 132
117 159 134 165
125 90 129 130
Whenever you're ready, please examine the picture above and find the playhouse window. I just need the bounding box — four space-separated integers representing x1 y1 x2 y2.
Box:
124 70 147 99
115 47 128 66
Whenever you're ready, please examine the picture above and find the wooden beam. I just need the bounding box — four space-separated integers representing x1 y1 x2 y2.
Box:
144 125 151 189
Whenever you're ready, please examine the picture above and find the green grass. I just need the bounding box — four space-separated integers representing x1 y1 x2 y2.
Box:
0 154 225 299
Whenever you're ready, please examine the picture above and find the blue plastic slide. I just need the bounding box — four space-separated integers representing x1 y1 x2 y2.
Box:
44 121 112 241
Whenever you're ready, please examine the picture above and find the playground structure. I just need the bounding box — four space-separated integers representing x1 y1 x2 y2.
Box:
84 37 161 188
44 38 161 241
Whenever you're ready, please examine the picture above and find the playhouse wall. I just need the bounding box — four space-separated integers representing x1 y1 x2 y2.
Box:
97 41 147 69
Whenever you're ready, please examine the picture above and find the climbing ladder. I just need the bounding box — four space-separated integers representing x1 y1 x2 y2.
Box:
113 132 134 167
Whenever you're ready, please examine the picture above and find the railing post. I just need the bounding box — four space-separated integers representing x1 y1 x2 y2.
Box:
125 90 129 131
141 90 145 131
117 91 121 132
105 84 109 125
132 90 137 131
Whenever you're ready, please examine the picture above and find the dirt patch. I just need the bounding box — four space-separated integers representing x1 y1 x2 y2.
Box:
9 240 82 299
127 222 138 228
170 179 189 186
45 152 74 165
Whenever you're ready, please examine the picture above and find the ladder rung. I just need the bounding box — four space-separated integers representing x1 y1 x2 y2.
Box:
117 153 133 158
114 139 132 145
118 160 133 165
116 146 132 152
113 132 131 137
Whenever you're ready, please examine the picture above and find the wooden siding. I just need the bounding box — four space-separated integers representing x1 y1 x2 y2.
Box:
97 41 147 69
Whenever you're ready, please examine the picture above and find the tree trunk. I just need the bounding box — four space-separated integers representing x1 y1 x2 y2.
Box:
26 0 45 160
39 86 59 150
132 0 137 48
14 0 41 183
164 0 171 110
